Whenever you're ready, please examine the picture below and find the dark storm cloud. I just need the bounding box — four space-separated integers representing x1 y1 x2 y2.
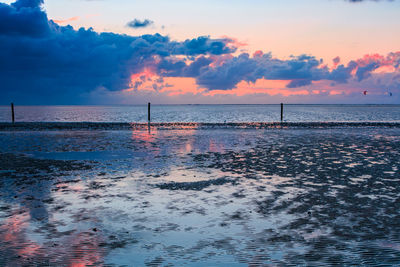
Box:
0 0 49 37
12 0 44 9
127 19 154 29
0 0 399 104
194 54 336 90
156 51 400 91
0 0 236 103
157 53 357 90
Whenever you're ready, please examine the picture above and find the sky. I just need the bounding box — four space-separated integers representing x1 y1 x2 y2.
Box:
0 0 399 104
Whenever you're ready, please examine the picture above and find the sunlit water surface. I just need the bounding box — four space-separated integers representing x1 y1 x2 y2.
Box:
1 104 400 122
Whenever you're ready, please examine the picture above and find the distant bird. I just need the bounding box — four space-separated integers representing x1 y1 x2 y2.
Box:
363 90 368 96
389 92 393 97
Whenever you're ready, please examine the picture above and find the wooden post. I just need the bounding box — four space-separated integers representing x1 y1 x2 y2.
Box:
148 102 151 122
280 103 283 122
11 103 15 123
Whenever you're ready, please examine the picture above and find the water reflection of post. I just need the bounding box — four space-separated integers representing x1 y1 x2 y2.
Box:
147 102 151 134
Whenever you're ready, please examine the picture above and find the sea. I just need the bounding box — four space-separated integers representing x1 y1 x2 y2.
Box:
1 104 400 123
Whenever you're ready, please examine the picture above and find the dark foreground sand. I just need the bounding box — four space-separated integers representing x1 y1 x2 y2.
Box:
0 126 399 266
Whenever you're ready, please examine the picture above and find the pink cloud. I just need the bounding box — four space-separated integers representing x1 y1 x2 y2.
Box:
52 16 80 24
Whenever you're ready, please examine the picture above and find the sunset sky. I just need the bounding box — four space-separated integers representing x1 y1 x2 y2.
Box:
0 0 399 104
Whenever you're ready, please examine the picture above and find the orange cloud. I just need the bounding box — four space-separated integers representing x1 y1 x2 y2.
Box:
204 79 294 96
330 90 344 95
52 14 101 25
127 67 159 92
53 16 80 24
160 77 205 96
253 50 264 58
373 65 396 74
127 71 206 96
220 35 248 49
130 75 314 98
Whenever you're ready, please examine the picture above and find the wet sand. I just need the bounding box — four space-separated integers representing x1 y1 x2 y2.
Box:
0 126 400 266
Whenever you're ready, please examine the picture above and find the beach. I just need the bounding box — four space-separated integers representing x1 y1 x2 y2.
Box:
1 124 400 266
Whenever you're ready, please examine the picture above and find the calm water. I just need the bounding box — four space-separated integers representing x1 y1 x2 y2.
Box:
1 104 400 122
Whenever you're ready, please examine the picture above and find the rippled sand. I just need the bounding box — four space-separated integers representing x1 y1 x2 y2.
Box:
0 127 399 266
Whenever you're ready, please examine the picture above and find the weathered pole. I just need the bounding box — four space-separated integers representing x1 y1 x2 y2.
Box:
148 102 151 122
280 103 283 122
11 103 15 123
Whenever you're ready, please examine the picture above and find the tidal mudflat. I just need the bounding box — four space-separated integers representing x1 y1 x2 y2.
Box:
0 126 400 266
